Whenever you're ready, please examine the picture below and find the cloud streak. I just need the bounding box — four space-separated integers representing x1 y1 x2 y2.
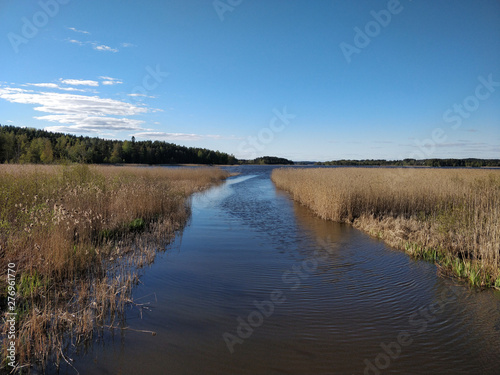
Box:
25 83 87 92
60 79 99 87
99 76 123 85
132 131 238 141
0 85 148 135
0 84 230 142
68 39 119 53
68 27 90 35
94 44 118 53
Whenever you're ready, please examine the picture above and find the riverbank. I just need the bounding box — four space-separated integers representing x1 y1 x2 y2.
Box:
271 167 500 289
0 164 229 372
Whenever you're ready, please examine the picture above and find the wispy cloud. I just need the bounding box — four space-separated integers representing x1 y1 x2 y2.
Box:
401 139 500 157
433 141 493 150
68 27 90 35
127 93 156 99
67 39 119 53
0 85 149 135
25 83 87 92
28 83 59 89
99 76 123 85
42 116 144 133
132 131 225 142
121 42 136 48
60 79 99 87
94 44 118 53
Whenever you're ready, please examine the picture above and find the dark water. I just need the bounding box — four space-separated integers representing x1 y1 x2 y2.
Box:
71 165 500 375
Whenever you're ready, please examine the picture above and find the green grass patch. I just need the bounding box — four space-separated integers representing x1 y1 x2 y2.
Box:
495 277 500 289
18 271 48 299
403 241 498 288
128 218 145 232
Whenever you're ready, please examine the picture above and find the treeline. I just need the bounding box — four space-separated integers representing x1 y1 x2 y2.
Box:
241 156 294 165
0 125 237 165
317 158 500 167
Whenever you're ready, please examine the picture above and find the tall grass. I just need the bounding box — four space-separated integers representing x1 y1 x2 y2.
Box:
271 167 500 288
0 164 229 371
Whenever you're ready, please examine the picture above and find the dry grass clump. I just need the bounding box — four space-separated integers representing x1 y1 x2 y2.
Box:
0 164 228 372
272 167 500 288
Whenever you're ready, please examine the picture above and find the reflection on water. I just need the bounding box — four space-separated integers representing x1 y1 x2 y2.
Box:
67 165 500 375
191 174 257 211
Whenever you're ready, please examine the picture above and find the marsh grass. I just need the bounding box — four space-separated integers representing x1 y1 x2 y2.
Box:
0 164 228 372
271 167 500 288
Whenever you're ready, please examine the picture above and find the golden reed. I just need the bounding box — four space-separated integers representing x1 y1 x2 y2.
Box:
0 164 228 371
272 167 500 288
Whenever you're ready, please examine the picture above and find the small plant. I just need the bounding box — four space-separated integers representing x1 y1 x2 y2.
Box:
453 259 465 278
18 271 46 298
468 265 481 287
440 255 451 268
129 218 145 232
495 277 500 289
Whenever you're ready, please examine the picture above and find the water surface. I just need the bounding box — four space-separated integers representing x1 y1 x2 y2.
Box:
70 165 500 374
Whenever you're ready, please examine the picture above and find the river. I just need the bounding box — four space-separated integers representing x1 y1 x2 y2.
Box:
69 165 500 375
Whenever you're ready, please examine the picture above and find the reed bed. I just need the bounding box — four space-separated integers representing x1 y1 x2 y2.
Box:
271 167 500 288
0 164 229 372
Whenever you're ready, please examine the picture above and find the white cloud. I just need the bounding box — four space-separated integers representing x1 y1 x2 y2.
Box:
121 42 136 48
42 116 144 132
132 131 224 141
0 88 145 116
67 39 119 53
127 93 156 99
60 79 99 87
94 44 118 53
28 83 59 89
99 76 123 85
25 83 87 92
68 27 90 35
0 85 149 135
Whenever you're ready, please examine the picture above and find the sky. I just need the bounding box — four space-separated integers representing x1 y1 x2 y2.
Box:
0 0 499 161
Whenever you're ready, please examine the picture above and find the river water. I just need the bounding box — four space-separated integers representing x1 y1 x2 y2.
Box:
71 165 500 375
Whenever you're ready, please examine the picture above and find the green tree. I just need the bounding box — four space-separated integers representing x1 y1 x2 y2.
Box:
40 139 54 163
0 131 15 162
110 143 122 163
68 140 86 163
122 140 133 163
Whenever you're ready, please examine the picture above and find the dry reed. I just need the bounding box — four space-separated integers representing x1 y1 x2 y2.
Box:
0 164 229 372
271 167 500 288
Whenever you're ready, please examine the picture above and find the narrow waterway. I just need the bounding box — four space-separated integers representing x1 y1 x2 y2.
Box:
72 165 500 375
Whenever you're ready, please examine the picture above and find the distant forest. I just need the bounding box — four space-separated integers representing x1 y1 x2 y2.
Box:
1 125 497 167
317 159 500 167
242 156 294 165
0 125 238 165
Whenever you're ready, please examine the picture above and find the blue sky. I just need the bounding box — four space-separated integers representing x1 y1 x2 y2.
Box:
0 0 499 161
